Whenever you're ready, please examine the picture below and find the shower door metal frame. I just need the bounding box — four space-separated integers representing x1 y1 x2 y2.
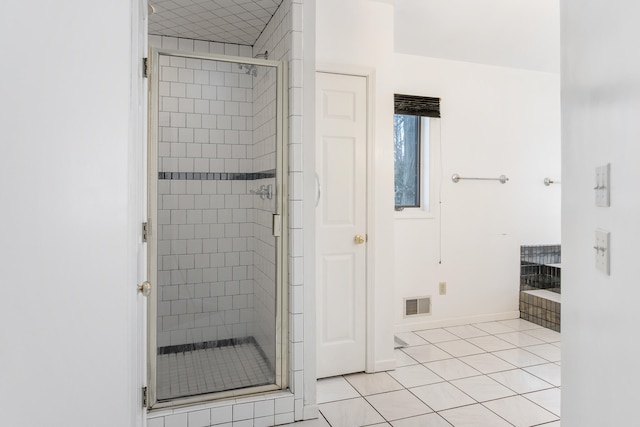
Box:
146 47 288 410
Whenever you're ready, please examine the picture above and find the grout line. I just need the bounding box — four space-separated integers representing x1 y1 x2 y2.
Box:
521 389 562 418
318 319 560 427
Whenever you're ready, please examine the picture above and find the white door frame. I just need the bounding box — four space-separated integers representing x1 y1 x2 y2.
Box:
132 0 148 425
316 65 377 374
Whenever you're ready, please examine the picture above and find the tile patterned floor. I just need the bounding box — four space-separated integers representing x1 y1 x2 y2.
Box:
156 342 273 400
283 319 560 427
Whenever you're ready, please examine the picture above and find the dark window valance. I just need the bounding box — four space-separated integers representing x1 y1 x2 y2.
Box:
394 94 440 118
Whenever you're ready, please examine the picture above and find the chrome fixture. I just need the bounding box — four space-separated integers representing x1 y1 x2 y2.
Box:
544 177 560 186
238 51 268 76
238 63 258 77
251 184 273 200
138 281 151 297
451 173 509 184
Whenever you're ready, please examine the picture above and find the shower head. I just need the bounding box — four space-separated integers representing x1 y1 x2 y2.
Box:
238 63 258 77
254 51 269 60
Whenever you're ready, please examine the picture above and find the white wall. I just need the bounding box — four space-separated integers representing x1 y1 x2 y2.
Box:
0 1 142 426
302 0 318 418
395 0 560 73
394 54 561 330
316 0 396 370
561 1 640 424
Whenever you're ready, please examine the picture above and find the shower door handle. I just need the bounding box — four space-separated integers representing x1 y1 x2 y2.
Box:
138 281 152 297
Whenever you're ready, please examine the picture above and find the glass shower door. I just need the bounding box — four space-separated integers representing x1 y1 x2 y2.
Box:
146 49 285 408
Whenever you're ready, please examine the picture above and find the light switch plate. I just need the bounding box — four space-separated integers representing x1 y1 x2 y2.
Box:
595 229 610 275
595 163 610 207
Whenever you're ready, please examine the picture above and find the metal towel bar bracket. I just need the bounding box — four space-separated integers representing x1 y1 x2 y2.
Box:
451 173 509 184
544 177 561 186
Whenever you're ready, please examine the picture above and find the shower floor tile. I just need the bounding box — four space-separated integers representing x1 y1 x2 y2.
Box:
156 341 272 401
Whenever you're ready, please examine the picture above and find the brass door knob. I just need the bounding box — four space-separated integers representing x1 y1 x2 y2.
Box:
138 281 152 297
354 235 365 244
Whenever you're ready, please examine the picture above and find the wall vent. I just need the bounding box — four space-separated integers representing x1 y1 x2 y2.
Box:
404 296 431 317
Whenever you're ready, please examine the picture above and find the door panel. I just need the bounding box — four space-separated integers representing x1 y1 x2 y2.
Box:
323 137 356 225
322 254 356 342
316 72 367 378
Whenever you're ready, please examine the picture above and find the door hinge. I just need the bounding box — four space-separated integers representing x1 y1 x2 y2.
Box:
142 221 149 242
272 214 282 237
142 57 149 78
142 386 148 407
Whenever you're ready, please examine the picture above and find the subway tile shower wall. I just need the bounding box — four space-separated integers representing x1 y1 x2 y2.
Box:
155 44 278 349
157 54 254 174
252 59 278 369
157 177 256 346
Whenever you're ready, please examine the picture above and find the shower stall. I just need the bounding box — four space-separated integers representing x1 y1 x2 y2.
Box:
146 49 287 408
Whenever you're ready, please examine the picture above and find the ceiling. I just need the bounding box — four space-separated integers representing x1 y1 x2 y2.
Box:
395 0 560 73
148 0 284 46
148 0 559 73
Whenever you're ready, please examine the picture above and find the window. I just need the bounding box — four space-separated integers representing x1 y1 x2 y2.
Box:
394 114 421 207
394 94 440 211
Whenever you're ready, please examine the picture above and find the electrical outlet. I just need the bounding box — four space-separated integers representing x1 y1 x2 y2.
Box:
439 282 447 295
595 229 610 275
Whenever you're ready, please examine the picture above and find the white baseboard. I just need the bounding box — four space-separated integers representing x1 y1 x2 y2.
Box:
394 310 521 333
303 404 319 420
369 358 396 373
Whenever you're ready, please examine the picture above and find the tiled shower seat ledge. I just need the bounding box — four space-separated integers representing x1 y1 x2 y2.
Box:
147 390 295 427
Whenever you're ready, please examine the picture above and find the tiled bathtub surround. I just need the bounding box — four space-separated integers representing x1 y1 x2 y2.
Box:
520 244 561 293
520 244 561 266
520 245 562 293
521 263 561 294
520 245 561 332
520 291 561 332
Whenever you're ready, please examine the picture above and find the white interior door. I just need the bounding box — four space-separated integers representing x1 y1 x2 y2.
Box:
316 72 367 378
